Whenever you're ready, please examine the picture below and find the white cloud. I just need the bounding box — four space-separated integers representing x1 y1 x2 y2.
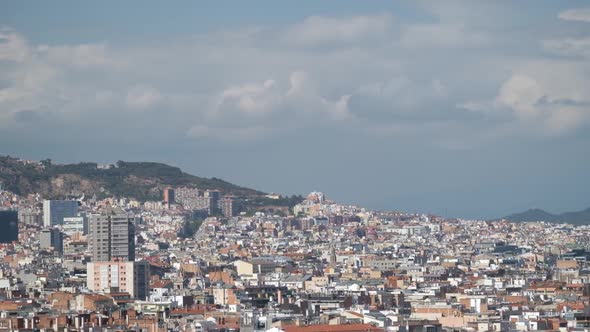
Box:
495 74 544 118
543 38 590 57
558 7 590 23
456 100 494 112
184 71 355 141
323 94 351 120
492 62 590 134
285 13 394 46
212 71 351 120
286 71 309 97
401 24 487 48
0 28 117 127
125 85 163 109
0 58 59 127
2 4 590 144
459 57 590 136
353 76 450 116
544 105 587 134
0 28 29 62
38 43 110 68
216 79 280 115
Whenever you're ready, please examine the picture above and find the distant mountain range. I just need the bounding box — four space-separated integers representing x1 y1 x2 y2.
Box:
0 155 263 201
500 207 590 225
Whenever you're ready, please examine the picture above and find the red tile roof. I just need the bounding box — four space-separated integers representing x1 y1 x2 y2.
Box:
283 324 383 332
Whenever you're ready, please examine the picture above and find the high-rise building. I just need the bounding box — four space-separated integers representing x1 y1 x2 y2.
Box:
175 188 224 215
63 215 88 236
43 200 79 227
87 261 149 299
39 228 64 253
219 196 237 217
0 210 18 243
19 210 42 226
175 187 200 208
205 189 221 211
163 187 175 205
194 196 214 215
89 211 135 262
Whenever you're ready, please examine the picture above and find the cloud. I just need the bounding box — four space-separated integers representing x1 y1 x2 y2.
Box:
543 38 590 57
349 76 451 124
216 79 280 115
0 60 59 127
401 24 488 48
125 85 163 109
0 27 29 62
496 74 544 118
0 29 115 126
215 71 351 120
558 7 590 23
285 13 394 46
1 4 590 146
199 71 353 140
493 64 590 134
38 43 110 68
323 94 351 121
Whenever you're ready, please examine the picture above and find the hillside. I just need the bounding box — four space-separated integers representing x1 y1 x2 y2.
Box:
500 207 590 225
0 155 263 201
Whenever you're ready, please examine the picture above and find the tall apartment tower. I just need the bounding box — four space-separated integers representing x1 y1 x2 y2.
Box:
219 196 236 217
43 200 79 227
163 187 175 205
89 211 135 262
205 189 221 215
0 210 19 243
39 228 64 254
87 210 147 300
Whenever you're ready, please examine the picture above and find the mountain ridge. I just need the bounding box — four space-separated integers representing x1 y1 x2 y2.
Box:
500 206 590 225
0 155 264 201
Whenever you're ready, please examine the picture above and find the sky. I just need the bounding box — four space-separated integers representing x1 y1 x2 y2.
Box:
1 1 590 219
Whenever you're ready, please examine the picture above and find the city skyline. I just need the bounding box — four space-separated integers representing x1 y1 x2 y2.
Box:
2 1 590 219
4 3 590 331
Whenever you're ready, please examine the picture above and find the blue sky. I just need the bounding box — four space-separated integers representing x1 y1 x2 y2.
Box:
1 1 590 219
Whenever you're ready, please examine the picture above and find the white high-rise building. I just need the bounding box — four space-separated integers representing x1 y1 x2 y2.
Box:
62 215 88 236
43 200 79 227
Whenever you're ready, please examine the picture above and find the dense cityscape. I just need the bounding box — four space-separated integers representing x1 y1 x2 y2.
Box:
0 157 590 332
3 1 590 331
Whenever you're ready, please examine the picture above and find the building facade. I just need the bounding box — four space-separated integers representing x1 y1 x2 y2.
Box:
89 212 135 262
163 187 175 205
219 196 236 217
43 200 79 227
39 228 64 253
86 261 150 300
0 210 18 243
63 216 88 236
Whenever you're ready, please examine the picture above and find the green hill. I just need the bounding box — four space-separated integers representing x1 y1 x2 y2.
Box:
0 155 263 201
500 207 590 225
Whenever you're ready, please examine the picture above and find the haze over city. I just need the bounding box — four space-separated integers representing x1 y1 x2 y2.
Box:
2 1 590 219
5 2 590 332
